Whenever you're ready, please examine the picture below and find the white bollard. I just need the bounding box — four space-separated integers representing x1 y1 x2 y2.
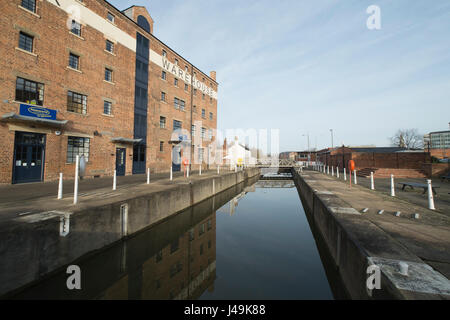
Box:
370 172 374 190
58 172 63 199
327 166 330 175
113 170 117 190
147 168 150 184
73 155 79 205
170 167 173 181
217 165 220 174
332 166 334 177
344 168 347 181
199 165 202 175
390 174 395 197
354 170 357 185
187 166 190 178
427 179 435 210
337 168 340 179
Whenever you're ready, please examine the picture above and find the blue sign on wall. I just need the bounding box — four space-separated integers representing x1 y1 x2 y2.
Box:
20 104 57 120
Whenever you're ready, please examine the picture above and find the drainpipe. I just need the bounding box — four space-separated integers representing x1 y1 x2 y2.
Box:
190 64 194 171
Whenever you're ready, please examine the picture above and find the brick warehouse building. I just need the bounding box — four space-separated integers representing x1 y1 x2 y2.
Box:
0 0 218 184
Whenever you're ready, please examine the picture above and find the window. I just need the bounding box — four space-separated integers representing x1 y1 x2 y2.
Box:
67 136 90 163
173 120 182 131
199 223 205 236
71 20 81 36
207 219 212 230
208 129 212 140
202 109 206 118
160 116 166 128
161 91 166 101
174 97 185 111
191 125 196 137
15 77 44 106
162 49 167 57
174 59 178 66
184 83 188 91
68 53 79 70
106 40 114 53
174 78 178 86
107 12 115 23
18 32 33 52
21 0 36 13
103 100 112 115
159 141 164 152
105 68 113 82
67 91 87 114
161 71 166 80
201 127 206 139
209 112 213 120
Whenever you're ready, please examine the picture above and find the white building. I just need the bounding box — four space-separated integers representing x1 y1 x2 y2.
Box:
223 138 257 167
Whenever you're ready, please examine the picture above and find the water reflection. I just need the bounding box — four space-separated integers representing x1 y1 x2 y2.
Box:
6 175 337 300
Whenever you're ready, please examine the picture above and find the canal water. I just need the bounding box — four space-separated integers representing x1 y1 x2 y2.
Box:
5 179 334 300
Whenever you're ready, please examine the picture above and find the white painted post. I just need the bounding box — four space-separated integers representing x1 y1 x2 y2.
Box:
370 172 375 190
113 170 117 190
390 174 395 197
199 165 202 175
73 155 79 205
332 166 334 176
337 168 340 179
327 166 329 175
187 166 190 177
427 179 435 210
147 168 150 184
217 165 220 174
344 168 347 181
170 167 173 181
58 173 63 199
354 170 357 185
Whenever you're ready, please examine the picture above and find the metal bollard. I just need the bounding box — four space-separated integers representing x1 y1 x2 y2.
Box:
199 165 202 175
147 168 150 184
73 155 79 205
370 172 374 190
332 166 334 176
390 174 395 197
427 179 435 210
327 166 330 175
170 167 173 181
217 165 220 174
113 170 117 190
354 170 357 185
187 166 190 178
58 172 63 199
344 168 347 181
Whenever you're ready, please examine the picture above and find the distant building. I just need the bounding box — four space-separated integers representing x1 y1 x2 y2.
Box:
223 137 256 167
424 130 450 159
279 151 316 162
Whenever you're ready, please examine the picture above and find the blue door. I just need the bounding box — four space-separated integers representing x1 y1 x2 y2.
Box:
13 132 46 184
116 148 126 176
172 145 181 172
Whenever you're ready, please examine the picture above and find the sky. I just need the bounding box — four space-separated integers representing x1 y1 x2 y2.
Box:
109 0 450 152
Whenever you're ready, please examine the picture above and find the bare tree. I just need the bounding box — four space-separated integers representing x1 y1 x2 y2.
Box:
390 129 423 149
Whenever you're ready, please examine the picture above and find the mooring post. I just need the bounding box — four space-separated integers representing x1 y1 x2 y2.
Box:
390 174 395 196
327 166 329 175
113 170 117 190
427 179 435 210
332 166 334 176
337 168 340 179
187 165 190 178
344 167 347 181
147 168 150 184
370 172 374 190
170 167 173 181
354 170 357 185
58 172 63 199
73 155 79 205
199 164 202 175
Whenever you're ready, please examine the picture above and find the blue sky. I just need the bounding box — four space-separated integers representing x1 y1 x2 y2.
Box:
110 0 450 152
